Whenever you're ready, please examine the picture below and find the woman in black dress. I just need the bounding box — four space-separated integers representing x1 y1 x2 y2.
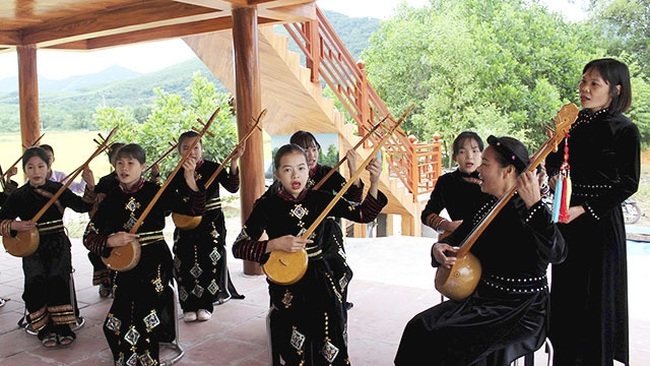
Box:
233 143 386 365
545 58 640 366
394 136 567 365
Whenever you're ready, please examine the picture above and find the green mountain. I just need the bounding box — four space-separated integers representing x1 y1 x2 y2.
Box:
0 10 380 132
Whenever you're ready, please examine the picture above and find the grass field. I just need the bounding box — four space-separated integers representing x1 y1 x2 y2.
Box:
0 130 113 183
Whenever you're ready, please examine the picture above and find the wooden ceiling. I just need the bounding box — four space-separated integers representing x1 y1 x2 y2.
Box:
0 0 315 51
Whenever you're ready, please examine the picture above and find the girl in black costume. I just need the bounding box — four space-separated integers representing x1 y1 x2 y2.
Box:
421 131 489 238
83 144 205 365
233 143 386 365
169 131 244 323
0 147 96 348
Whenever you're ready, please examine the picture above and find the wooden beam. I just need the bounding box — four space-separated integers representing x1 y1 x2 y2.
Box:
20 0 220 46
0 31 22 47
50 16 236 50
17 45 40 153
232 5 264 276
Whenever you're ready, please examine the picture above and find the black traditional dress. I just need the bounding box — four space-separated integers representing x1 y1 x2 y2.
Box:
0 181 94 335
394 195 566 366
421 169 489 229
545 109 640 366
233 188 386 365
169 159 243 314
264 164 364 306
87 171 120 289
83 179 205 365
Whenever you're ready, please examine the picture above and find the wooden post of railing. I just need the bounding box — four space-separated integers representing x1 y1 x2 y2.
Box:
408 135 418 202
305 20 320 83
357 61 370 138
432 133 442 188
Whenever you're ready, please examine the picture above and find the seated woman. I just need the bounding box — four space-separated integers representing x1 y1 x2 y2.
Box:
394 136 567 366
233 143 387 365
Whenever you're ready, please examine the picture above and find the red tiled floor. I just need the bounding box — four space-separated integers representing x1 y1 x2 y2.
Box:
2 230 650 365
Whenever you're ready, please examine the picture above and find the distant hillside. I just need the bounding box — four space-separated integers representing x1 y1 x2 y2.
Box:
0 10 381 132
0 65 141 94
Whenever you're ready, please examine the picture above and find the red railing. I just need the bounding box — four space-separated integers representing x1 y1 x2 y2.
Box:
283 6 441 200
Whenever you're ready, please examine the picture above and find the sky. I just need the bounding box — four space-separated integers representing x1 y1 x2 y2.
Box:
0 0 586 81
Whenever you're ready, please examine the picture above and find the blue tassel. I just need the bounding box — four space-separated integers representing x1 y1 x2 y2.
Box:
552 175 564 222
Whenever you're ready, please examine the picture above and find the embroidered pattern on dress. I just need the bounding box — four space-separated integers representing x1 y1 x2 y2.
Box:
138 350 157 366
179 286 189 301
124 326 141 346
290 327 306 351
322 341 340 363
192 284 205 298
208 279 219 295
125 353 138 366
143 310 161 332
209 247 221 264
106 314 122 334
123 197 141 231
190 263 203 278
282 290 294 308
290 204 309 221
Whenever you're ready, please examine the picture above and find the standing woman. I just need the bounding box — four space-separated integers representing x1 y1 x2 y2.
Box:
546 58 640 366
0 147 96 348
83 144 206 364
170 131 244 323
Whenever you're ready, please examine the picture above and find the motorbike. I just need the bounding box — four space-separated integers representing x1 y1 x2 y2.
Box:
622 198 642 225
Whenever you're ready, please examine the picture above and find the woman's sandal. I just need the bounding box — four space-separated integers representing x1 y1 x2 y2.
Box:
57 333 76 347
41 333 58 349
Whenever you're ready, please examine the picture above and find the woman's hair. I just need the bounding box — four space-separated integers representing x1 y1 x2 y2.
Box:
583 58 632 113
290 131 321 151
39 144 54 154
22 147 50 170
115 143 146 164
273 143 307 171
178 130 202 152
452 131 484 157
486 135 529 174
108 142 125 162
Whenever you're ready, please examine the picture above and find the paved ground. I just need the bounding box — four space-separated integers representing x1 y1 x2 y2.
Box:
1 218 649 365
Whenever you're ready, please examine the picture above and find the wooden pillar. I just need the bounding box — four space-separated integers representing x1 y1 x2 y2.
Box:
17 45 40 149
385 214 395 236
232 6 264 275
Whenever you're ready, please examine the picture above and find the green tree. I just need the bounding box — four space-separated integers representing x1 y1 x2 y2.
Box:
320 144 340 168
590 0 650 75
361 0 604 153
93 72 237 177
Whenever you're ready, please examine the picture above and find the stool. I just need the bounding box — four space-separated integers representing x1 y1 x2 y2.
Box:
159 279 185 366
17 268 85 335
511 337 553 366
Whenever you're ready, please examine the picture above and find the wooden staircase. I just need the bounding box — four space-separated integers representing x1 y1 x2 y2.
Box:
182 8 441 236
